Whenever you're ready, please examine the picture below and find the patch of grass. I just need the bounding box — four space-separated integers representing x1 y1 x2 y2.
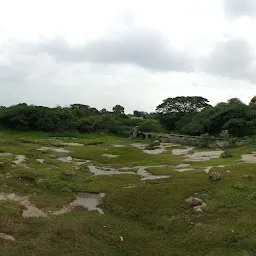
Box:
146 166 175 175
71 145 184 166
3 130 256 255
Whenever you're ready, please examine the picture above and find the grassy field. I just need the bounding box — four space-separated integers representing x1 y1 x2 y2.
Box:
1 130 256 255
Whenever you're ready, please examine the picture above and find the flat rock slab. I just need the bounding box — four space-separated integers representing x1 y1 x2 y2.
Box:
172 147 194 156
53 193 106 215
0 193 47 218
241 153 256 163
13 155 26 165
0 233 15 241
185 151 223 161
37 147 70 153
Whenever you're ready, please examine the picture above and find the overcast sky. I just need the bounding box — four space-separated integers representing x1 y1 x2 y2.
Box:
1 0 256 113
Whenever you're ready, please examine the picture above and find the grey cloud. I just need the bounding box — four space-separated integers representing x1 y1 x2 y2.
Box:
224 0 256 18
202 37 256 83
36 28 192 72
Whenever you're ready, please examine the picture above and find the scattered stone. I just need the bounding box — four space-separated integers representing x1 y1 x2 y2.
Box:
185 197 207 212
0 233 15 241
208 172 221 181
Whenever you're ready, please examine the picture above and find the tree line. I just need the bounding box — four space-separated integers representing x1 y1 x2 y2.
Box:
0 96 256 137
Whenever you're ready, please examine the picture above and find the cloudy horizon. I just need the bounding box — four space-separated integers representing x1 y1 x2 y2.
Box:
1 0 256 113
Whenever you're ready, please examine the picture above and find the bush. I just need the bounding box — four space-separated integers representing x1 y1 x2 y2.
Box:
232 182 248 190
139 119 163 133
220 150 232 159
249 192 256 200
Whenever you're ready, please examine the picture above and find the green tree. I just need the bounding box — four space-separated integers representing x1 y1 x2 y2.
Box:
113 105 125 115
156 96 210 131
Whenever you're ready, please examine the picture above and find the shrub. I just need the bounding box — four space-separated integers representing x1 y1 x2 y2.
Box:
249 192 256 200
220 150 232 159
232 182 248 190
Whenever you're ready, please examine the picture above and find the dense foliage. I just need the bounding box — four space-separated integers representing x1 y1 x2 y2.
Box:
157 96 256 137
1 95 256 137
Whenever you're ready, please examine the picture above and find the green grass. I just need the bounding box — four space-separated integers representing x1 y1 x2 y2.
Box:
146 166 176 175
2 130 256 255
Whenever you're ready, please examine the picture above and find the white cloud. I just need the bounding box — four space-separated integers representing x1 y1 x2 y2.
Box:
0 0 256 112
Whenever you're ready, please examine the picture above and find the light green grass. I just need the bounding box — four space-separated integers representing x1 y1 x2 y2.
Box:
1 130 256 255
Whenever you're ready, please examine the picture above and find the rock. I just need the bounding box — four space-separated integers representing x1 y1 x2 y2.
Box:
62 170 75 176
208 172 221 181
0 233 15 241
185 197 207 212
186 197 203 206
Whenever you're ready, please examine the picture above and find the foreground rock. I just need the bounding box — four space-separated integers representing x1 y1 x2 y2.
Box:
209 172 221 181
185 197 207 212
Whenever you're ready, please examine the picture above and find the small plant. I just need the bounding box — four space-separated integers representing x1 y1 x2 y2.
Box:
232 182 248 190
220 150 232 159
249 192 256 200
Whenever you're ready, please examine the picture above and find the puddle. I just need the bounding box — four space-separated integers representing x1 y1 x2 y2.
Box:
185 151 223 161
102 154 119 158
0 233 15 241
0 193 47 218
61 142 84 146
13 155 26 165
241 153 256 163
53 193 105 215
37 147 70 153
36 159 45 164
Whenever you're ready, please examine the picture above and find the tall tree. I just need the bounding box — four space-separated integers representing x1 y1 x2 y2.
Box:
156 96 210 131
113 105 125 115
